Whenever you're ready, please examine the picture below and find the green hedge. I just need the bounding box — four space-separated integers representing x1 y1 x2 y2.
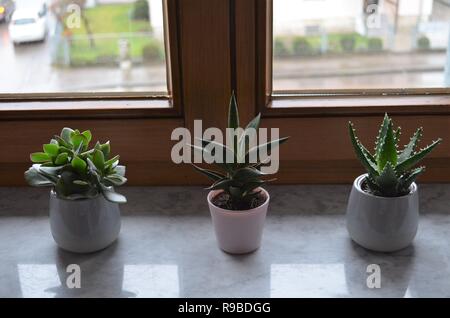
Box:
273 34 384 58
417 36 430 51
132 0 150 21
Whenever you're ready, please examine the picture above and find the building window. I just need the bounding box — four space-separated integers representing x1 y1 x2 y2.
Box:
1 0 168 94
272 0 450 91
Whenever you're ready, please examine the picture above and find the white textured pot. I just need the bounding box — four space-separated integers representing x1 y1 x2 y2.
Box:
49 191 121 253
346 174 419 252
207 188 269 254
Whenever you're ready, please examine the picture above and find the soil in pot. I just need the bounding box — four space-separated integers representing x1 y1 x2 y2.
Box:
211 191 266 211
361 178 413 197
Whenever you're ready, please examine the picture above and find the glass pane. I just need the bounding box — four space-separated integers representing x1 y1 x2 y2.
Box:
273 0 450 90
0 0 167 93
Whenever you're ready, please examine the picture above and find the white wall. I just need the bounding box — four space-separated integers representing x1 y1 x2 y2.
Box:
398 0 433 16
273 0 363 34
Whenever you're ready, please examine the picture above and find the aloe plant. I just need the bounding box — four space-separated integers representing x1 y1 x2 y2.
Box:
349 114 441 197
25 128 127 203
191 93 289 210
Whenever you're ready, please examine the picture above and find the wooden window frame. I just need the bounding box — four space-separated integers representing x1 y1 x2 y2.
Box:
0 0 183 120
1 0 450 186
254 0 450 118
0 0 238 186
235 0 450 183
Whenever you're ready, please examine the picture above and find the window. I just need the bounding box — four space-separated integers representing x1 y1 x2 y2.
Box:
273 0 450 91
1 0 168 94
1 0 450 186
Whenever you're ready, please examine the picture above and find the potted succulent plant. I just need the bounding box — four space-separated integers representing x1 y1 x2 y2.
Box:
347 114 441 252
191 94 289 254
25 128 127 253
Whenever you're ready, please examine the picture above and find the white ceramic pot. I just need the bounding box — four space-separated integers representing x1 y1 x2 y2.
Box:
49 191 121 253
207 188 269 254
346 174 419 252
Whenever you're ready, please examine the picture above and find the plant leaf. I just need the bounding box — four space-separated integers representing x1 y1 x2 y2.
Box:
43 144 59 157
114 165 126 177
71 134 87 153
207 178 235 190
359 143 376 164
228 92 240 157
54 152 69 165
396 139 442 173
60 127 74 144
394 127 401 144
375 113 390 160
398 127 423 163
244 113 261 132
228 91 239 130
191 164 225 182
194 138 236 165
376 162 398 196
71 156 87 174
377 119 397 170
30 152 51 163
348 122 379 176
238 113 261 162
86 157 98 172
24 167 54 187
245 136 290 163
232 167 266 182
100 141 111 159
398 166 425 194
242 180 266 196
100 184 127 203
105 155 120 168
104 174 127 186
93 149 105 171
73 180 89 186
81 130 92 143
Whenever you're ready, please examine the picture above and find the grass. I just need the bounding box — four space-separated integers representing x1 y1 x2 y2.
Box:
274 33 378 57
61 4 163 66
72 4 151 34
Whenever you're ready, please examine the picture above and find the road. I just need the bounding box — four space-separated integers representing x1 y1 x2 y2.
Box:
273 52 448 90
0 20 447 94
0 22 167 93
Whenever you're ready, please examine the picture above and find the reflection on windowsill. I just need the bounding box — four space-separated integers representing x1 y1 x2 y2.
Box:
17 264 179 298
270 263 348 298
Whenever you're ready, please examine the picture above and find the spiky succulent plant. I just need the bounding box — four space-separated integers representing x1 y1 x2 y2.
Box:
25 127 127 203
191 93 289 210
349 113 441 197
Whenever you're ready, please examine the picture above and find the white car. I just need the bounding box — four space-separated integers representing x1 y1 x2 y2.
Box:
8 7 48 44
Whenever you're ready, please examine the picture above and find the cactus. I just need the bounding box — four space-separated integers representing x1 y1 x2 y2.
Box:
191 93 289 210
25 128 127 203
349 114 441 197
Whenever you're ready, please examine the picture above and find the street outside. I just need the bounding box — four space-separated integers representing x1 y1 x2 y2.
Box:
273 51 448 90
0 6 448 94
2 17 446 94
0 19 167 94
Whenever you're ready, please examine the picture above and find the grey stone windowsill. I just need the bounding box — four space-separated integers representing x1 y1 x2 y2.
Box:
1 184 450 298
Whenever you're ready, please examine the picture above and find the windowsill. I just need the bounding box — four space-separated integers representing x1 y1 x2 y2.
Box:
1 185 450 297
266 94 450 117
0 98 179 120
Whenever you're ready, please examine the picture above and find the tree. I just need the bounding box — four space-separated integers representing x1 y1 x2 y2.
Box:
50 0 95 48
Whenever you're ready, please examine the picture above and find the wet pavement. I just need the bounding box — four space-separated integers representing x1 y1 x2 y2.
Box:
273 52 448 90
0 21 448 94
0 23 167 93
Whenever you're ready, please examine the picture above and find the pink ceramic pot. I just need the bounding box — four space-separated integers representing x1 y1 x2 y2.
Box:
207 188 270 254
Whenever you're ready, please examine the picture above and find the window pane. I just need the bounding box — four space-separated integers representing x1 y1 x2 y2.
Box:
0 0 167 93
273 0 450 90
